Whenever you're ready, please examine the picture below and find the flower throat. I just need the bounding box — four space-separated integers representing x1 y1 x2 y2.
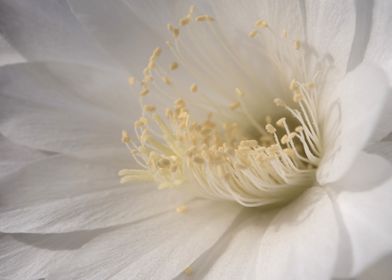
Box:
119 6 323 207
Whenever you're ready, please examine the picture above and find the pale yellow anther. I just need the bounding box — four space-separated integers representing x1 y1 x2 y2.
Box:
184 266 193 276
280 134 289 145
293 92 303 103
294 40 301 50
140 88 149 97
273 98 285 107
190 83 198 93
265 123 276 134
195 15 215 22
295 126 304 133
135 117 149 128
175 98 186 108
170 62 179 71
152 47 162 58
235 88 245 97
121 130 130 143
179 15 191 26
255 19 268 28
289 79 298 91
157 158 171 168
276 117 286 127
144 105 157 113
229 101 241 110
167 24 180 38
162 76 172 85
248 30 258 38
176 205 188 213
127 76 136 86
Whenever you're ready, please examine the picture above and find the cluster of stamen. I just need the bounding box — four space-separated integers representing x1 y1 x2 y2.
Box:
119 7 323 207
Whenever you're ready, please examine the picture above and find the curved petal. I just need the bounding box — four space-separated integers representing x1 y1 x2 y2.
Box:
0 62 138 161
358 254 392 280
364 0 392 85
250 187 339 280
367 141 392 162
0 35 25 66
48 200 241 280
0 134 47 177
305 0 356 76
0 230 105 279
0 0 120 70
331 152 392 277
0 156 193 233
317 63 389 185
68 0 166 71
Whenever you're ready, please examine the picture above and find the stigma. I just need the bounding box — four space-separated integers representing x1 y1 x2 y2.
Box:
119 6 324 207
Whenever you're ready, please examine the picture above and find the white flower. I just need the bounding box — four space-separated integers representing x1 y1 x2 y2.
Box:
0 0 391 279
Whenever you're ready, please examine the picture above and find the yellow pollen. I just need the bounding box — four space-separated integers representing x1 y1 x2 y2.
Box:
162 76 172 85
276 117 286 127
179 15 191 26
265 123 276 134
190 83 198 93
255 19 268 28
121 130 130 143
170 62 179 71
176 205 188 213
143 105 156 113
167 24 180 38
289 79 298 91
140 87 149 97
195 15 215 22
184 266 193 276
248 30 258 38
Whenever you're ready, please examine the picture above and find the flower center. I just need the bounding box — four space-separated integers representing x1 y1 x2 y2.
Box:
119 6 325 207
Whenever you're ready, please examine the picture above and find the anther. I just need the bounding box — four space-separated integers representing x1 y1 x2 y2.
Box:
184 266 193 276
176 205 188 213
170 62 179 71
162 76 172 85
121 130 130 143
255 19 268 28
190 83 198 93
235 88 245 97
140 87 149 97
195 15 215 22
167 24 180 38
265 124 276 134
179 15 191 26
248 30 258 38
276 117 286 127
273 98 285 107
144 105 157 113
289 79 298 91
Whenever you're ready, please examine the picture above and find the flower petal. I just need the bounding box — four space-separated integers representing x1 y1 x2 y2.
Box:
331 152 392 277
364 0 392 85
0 134 47 177
0 0 120 69
0 156 192 233
49 200 241 280
0 62 137 161
317 63 389 185
68 0 165 71
250 187 339 280
0 230 105 279
367 141 392 162
0 35 25 66
305 0 356 75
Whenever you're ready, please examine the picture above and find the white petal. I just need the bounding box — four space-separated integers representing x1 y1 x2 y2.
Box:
0 0 119 69
305 0 356 75
364 0 392 85
0 134 47 177
331 152 392 277
317 63 389 185
250 187 339 280
358 254 392 280
0 35 25 66
201 213 274 280
0 62 137 161
366 141 392 162
49 200 241 280
0 156 192 233
68 0 165 71
0 230 103 279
